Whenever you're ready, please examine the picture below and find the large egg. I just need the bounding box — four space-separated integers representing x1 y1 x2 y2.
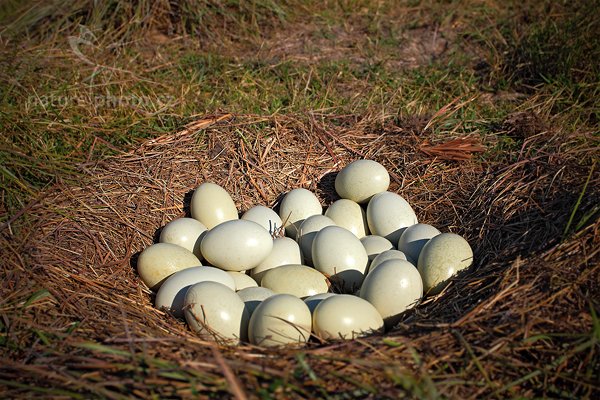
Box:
251 237 303 284
296 215 336 266
334 160 390 204
304 293 336 314
201 220 273 271
368 249 410 273
184 281 249 344
159 218 208 259
366 192 418 244
417 233 473 295
242 205 282 235
324 199 369 238
190 182 238 229
360 259 423 327
360 235 394 267
237 286 275 341
227 271 258 290
260 264 329 298
137 243 201 290
278 188 322 238
155 266 235 318
312 226 368 292
248 294 312 347
237 287 275 316
397 224 441 263
313 295 383 340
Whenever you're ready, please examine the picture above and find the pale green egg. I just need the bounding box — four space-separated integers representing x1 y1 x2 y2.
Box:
190 182 238 229
334 160 390 204
184 281 249 344
417 233 473 295
201 220 273 271
248 294 312 347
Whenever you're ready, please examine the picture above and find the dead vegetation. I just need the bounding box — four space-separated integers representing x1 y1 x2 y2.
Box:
1 112 598 398
1 0 599 398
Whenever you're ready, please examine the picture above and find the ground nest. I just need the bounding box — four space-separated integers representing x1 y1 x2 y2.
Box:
2 113 598 398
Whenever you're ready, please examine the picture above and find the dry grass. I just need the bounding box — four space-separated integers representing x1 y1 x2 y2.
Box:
1 112 598 398
1 0 599 397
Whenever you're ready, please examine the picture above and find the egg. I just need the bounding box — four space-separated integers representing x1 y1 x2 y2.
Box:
278 188 322 238
137 243 201 290
241 205 283 235
227 271 258 290
324 199 369 238
201 220 273 271
366 191 418 244
334 160 390 204
190 182 239 229
237 286 275 316
397 223 441 263
417 233 473 295
237 286 275 341
312 226 369 292
312 295 384 340
368 249 410 273
251 237 303 284
248 294 312 347
304 293 336 314
260 264 329 298
159 218 208 259
360 259 423 327
184 281 249 344
155 266 235 318
360 235 394 267
296 215 336 266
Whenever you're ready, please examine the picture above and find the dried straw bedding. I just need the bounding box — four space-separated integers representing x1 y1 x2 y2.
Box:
4 114 598 397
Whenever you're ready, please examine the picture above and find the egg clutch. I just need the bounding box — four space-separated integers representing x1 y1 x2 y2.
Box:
136 160 474 347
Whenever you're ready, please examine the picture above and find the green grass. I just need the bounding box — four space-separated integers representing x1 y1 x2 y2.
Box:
2 0 598 227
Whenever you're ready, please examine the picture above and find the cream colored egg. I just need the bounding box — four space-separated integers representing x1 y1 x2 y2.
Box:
360 235 394 267
184 281 249 344
227 271 258 290
159 218 207 259
296 215 336 266
155 266 235 318
278 188 322 238
324 199 369 238
260 264 329 298
237 287 275 316
237 286 275 341
369 249 409 273
242 205 283 235
334 160 390 204
190 182 238 229
360 259 423 327
304 293 336 314
312 295 383 340
366 192 418 244
137 243 201 290
249 294 312 347
417 233 473 295
397 224 441 263
251 237 303 284
201 220 273 271
312 226 368 293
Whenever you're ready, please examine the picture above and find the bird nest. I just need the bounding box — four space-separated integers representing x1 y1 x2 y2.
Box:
2 113 598 398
